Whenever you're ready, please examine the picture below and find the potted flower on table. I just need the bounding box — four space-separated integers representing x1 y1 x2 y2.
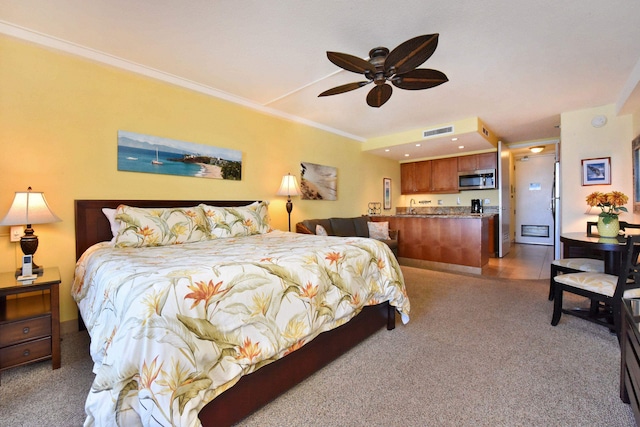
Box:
585 191 628 237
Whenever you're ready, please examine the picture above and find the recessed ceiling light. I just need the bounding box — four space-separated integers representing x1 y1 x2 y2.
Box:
384 149 390 152
404 154 410 157
452 137 458 141
458 145 464 149
416 143 421 147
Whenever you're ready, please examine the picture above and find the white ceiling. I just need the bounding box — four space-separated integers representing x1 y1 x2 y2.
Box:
2 0 640 160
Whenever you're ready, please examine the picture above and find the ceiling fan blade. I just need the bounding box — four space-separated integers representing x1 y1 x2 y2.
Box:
366 84 393 108
385 34 439 76
327 51 376 75
392 69 449 90
318 81 370 97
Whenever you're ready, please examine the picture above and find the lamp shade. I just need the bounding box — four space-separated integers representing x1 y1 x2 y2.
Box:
276 174 302 197
0 188 61 226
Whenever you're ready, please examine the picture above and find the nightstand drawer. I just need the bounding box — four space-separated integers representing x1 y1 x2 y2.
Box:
0 337 52 369
0 315 51 347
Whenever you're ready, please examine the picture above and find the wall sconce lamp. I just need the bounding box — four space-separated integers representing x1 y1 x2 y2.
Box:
0 187 61 272
529 146 544 154
276 173 302 232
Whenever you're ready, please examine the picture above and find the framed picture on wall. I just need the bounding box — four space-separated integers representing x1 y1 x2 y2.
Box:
581 157 611 186
383 178 392 210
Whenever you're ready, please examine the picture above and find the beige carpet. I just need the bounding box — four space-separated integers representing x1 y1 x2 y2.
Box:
0 266 634 426
239 267 635 426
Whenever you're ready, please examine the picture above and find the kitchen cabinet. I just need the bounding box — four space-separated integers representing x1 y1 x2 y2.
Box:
401 158 457 194
431 157 459 192
457 153 497 171
401 161 431 194
401 153 498 195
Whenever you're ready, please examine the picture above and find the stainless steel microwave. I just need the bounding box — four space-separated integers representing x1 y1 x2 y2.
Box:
458 169 496 190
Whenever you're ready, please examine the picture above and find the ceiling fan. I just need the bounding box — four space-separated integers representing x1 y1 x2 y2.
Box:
318 34 448 108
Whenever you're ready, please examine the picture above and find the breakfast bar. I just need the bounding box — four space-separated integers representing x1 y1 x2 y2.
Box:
372 213 494 274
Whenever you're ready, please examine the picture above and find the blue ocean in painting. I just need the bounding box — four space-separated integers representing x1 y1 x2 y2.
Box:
118 146 203 177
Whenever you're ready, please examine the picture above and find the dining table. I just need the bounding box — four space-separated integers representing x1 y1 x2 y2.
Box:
560 231 640 275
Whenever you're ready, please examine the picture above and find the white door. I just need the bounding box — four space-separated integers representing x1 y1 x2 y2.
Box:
515 154 555 245
498 141 511 257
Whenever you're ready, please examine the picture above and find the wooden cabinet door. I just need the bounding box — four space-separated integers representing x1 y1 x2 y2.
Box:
401 163 416 194
458 153 497 171
477 153 497 170
401 161 432 194
457 155 477 171
431 157 458 191
414 161 432 193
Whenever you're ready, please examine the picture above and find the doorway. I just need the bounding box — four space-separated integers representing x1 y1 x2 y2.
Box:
514 154 555 245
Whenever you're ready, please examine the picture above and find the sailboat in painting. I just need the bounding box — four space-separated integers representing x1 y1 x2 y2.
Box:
151 147 163 165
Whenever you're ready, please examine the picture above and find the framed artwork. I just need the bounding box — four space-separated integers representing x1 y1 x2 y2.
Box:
581 157 611 186
117 130 242 180
300 162 337 200
383 177 392 210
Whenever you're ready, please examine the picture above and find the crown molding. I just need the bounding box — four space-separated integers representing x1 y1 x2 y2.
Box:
0 21 365 142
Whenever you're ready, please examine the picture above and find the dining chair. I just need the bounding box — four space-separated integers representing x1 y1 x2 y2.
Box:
621 221 640 232
548 221 605 300
551 234 640 339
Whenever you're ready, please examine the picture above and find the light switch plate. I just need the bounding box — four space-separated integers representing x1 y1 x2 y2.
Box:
10 226 22 242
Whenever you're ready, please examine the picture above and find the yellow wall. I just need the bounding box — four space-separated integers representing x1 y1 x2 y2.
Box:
0 36 400 327
560 104 637 232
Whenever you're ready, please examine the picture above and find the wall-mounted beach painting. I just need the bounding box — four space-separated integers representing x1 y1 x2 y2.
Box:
300 162 337 200
117 130 242 180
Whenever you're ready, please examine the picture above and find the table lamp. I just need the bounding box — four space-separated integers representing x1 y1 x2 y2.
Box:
0 187 61 272
276 173 302 232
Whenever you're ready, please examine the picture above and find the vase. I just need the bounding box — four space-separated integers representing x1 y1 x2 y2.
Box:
597 216 620 237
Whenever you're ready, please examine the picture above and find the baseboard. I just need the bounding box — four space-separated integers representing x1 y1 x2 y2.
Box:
398 257 483 275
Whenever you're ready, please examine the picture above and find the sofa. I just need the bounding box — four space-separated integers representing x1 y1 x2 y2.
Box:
295 216 398 257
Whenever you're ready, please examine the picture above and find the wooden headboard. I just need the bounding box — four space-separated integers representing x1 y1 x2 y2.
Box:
74 199 256 260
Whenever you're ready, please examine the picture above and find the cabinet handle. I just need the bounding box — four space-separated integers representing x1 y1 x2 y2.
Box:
23 327 30 334
23 349 30 357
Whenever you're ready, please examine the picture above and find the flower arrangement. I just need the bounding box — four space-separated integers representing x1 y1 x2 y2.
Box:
585 191 628 224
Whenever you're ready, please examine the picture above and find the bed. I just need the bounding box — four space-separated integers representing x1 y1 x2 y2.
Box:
73 199 410 426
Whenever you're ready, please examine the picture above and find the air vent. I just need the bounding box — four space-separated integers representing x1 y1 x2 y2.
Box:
423 126 454 138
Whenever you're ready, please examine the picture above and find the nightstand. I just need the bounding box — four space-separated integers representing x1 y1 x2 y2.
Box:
0 267 61 384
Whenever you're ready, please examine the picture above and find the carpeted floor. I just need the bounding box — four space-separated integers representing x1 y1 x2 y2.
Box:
0 266 635 426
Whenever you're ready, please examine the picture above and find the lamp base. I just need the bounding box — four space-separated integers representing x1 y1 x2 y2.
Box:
17 227 42 276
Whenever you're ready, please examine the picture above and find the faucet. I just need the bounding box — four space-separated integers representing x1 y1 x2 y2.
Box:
409 198 416 214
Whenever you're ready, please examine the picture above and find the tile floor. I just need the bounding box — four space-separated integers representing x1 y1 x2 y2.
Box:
484 243 554 280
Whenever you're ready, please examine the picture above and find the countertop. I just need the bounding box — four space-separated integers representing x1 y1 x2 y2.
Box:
372 213 496 219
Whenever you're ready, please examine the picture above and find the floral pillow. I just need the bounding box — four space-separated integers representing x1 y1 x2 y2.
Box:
114 205 210 248
368 221 390 240
200 201 271 238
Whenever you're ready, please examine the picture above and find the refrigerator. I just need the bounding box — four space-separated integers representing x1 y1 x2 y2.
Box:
551 159 561 259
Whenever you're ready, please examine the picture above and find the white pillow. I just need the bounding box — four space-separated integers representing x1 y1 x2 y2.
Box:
102 207 119 243
368 221 390 240
316 224 328 236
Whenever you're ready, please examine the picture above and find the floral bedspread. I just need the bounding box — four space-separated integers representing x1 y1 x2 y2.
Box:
72 230 410 426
